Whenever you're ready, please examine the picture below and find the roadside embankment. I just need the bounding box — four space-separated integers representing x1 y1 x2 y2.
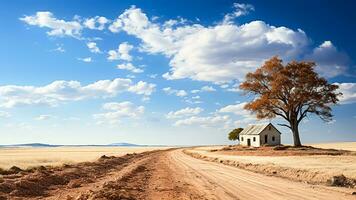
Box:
184 146 356 188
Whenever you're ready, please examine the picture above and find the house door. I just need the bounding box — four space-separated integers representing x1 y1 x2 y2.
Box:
247 139 251 146
264 135 268 144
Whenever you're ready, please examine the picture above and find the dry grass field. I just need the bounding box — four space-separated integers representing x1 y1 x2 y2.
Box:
309 142 356 151
0 146 170 170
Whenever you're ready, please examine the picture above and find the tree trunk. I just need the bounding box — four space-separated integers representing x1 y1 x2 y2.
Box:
290 120 302 147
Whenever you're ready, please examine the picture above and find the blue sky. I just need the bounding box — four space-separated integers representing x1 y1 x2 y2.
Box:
0 0 355 145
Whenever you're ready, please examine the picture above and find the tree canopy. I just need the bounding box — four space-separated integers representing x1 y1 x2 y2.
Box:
240 56 341 146
228 128 244 141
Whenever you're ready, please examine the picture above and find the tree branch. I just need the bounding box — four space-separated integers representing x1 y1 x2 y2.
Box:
277 123 291 129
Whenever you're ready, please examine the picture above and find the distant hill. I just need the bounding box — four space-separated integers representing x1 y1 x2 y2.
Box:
0 142 162 147
0 142 143 147
3 143 62 147
108 143 142 147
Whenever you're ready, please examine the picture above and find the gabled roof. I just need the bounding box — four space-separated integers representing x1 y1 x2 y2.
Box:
239 123 281 135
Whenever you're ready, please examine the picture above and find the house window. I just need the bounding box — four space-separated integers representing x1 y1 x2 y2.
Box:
272 136 275 141
253 137 256 142
241 137 244 141
269 126 271 130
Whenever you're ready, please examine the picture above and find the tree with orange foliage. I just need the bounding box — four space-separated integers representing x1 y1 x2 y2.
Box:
240 56 341 147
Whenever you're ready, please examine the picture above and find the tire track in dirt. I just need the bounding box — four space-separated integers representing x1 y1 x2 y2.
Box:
0 150 159 200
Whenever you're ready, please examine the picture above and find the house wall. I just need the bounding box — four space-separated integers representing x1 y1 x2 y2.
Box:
259 126 281 146
239 135 261 147
239 124 281 147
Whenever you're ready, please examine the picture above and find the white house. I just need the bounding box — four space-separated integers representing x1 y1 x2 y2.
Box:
239 123 281 147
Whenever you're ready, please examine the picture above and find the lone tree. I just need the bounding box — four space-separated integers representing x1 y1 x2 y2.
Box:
228 128 243 141
240 56 341 147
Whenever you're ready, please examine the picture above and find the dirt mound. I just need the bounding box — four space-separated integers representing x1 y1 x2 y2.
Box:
0 151 155 199
74 162 151 200
214 145 353 156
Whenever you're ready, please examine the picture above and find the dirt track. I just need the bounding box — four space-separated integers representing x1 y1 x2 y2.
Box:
0 149 355 199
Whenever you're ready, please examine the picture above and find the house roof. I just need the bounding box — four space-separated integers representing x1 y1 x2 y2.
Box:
239 123 281 135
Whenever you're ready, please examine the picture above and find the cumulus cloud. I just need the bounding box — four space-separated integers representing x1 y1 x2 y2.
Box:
83 16 109 30
306 41 349 77
35 114 53 121
52 44 65 53
108 42 134 61
218 102 257 124
109 6 315 83
93 101 144 124
190 86 216 94
222 3 255 24
226 83 242 92
0 111 11 118
78 57 92 62
87 42 101 53
0 78 156 108
163 87 188 97
166 107 203 119
128 81 156 96
20 11 82 38
336 83 356 104
117 63 143 73
174 115 230 128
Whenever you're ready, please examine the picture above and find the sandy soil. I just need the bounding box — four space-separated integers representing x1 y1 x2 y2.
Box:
310 142 356 151
0 146 170 170
186 147 356 187
0 148 355 200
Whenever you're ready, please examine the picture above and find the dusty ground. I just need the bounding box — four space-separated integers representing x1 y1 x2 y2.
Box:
0 148 355 200
0 146 170 170
187 145 356 188
310 142 356 151
207 145 355 156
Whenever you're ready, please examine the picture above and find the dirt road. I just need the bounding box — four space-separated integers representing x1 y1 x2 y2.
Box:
0 149 354 199
169 149 355 200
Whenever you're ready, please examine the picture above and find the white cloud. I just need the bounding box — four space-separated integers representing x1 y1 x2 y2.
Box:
52 44 65 53
174 115 230 128
148 74 158 79
93 101 144 124
336 83 356 104
0 78 155 108
166 107 203 119
191 86 216 93
35 114 53 121
201 86 216 92
226 83 242 92
108 42 134 61
87 42 101 53
128 81 156 96
83 16 109 30
220 84 229 89
109 6 313 83
163 87 188 97
20 11 82 38
223 3 255 24
117 63 143 73
306 41 349 77
219 102 256 123
78 57 92 62
0 111 11 118
219 102 249 115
